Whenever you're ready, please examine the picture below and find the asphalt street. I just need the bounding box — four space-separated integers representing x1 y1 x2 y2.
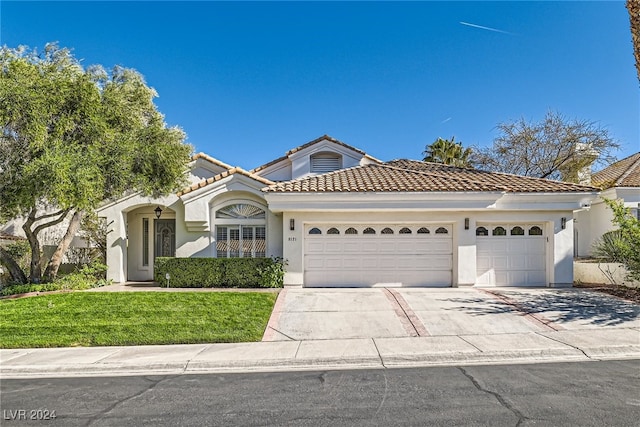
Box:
2 360 639 426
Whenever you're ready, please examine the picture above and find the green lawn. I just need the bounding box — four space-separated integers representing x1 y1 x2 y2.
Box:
0 292 277 348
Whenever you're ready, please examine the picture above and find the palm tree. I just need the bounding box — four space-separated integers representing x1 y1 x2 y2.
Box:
422 137 473 167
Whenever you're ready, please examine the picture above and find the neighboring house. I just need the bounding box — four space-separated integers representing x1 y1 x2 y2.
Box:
97 135 598 288
1 213 92 264
574 152 640 257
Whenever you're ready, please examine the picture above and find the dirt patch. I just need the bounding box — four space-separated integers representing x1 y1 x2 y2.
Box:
574 283 640 304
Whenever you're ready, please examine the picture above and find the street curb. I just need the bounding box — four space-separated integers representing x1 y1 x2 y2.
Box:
3 348 639 379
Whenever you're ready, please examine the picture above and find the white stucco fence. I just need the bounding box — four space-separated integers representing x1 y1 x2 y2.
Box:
574 259 640 288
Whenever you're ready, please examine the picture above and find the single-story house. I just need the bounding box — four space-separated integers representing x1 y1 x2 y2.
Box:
97 135 598 288
574 152 640 257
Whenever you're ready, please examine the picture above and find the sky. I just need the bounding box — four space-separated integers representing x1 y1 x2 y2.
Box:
1 1 638 170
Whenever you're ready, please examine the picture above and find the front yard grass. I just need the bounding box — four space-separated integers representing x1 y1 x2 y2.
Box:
0 292 277 348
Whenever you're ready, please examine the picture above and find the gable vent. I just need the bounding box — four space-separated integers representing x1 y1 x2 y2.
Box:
311 152 342 173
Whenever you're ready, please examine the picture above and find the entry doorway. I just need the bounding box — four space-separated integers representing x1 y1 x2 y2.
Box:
154 219 176 258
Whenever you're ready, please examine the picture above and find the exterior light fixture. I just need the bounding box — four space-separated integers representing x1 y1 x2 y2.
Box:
290 218 295 231
154 206 163 219
464 218 470 230
561 217 567 230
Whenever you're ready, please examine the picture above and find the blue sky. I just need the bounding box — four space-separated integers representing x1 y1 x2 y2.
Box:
2 1 638 170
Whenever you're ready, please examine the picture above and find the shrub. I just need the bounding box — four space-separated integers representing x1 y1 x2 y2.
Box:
603 199 640 281
0 262 110 296
155 257 285 288
258 257 287 288
592 230 628 262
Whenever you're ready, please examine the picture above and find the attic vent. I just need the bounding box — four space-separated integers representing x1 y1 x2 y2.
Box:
311 152 342 173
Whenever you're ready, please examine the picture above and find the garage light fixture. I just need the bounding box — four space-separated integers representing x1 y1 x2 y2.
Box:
290 218 295 231
464 218 469 230
561 217 567 230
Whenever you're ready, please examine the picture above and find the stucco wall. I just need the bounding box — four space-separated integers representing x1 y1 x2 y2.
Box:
280 210 575 287
574 260 640 288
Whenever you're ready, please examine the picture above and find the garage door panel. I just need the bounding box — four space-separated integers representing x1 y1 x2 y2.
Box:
476 224 546 287
342 257 361 269
304 223 453 287
509 256 527 270
527 256 545 270
343 242 361 252
413 240 452 253
322 242 343 253
306 258 326 269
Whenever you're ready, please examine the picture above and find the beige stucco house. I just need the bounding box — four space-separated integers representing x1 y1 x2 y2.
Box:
97 135 598 288
574 152 640 257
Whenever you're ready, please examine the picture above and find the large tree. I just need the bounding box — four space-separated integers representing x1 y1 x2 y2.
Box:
472 111 619 183
0 44 192 284
628 0 640 82
423 136 473 168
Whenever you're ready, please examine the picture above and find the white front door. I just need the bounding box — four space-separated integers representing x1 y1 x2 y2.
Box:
476 224 546 287
304 224 453 287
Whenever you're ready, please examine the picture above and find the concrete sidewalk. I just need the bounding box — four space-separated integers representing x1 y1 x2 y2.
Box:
2 328 639 379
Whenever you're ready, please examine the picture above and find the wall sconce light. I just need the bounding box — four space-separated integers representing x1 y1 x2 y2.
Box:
464 218 470 230
154 206 163 219
290 218 295 231
561 217 567 230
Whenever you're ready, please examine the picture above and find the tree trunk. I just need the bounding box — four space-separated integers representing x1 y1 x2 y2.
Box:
0 246 28 284
44 210 83 281
22 206 71 283
628 0 640 82
22 208 42 283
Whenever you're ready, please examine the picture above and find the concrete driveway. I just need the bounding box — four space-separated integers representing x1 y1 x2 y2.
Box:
263 287 640 341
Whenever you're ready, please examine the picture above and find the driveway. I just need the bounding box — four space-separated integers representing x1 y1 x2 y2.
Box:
263 287 640 341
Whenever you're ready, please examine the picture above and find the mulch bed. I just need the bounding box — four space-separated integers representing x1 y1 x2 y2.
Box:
574 283 640 304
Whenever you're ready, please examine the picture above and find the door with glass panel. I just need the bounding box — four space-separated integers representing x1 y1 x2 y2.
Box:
154 219 176 258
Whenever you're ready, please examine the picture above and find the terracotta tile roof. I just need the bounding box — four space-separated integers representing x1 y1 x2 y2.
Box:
386 160 598 192
178 167 275 197
264 160 599 193
0 232 25 241
191 152 234 170
250 135 373 174
591 152 640 189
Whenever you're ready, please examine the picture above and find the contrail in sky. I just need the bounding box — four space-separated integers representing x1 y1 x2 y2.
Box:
441 117 452 124
460 21 512 35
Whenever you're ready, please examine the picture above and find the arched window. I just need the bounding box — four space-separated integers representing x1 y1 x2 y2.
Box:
381 227 394 234
310 152 342 173
308 227 322 235
345 227 358 235
327 227 340 235
510 226 525 236
476 227 488 236
216 204 265 219
399 227 412 234
417 227 430 234
492 226 507 236
529 226 543 236
215 203 266 259
363 227 376 234
435 227 448 234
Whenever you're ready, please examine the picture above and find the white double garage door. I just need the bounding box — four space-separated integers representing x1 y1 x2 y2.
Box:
304 223 546 287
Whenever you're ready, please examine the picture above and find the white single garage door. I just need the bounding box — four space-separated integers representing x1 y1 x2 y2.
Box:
304 224 453 287
476 224 546 287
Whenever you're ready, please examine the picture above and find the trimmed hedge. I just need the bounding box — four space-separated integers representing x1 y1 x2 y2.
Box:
154 257 284 288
